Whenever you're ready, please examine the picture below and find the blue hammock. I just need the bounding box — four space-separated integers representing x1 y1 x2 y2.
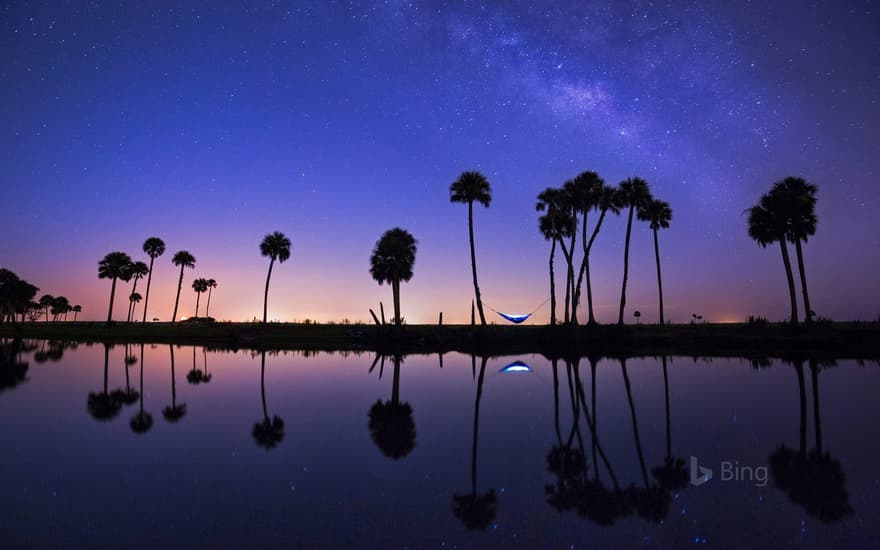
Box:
486 297 551 324
500 361 532 373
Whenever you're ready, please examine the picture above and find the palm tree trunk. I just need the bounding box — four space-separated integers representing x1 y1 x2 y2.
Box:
572 361 619 489
128 278 139 322
810 360 822 453
206 287 213 318
392 356 402 404
558 239 572 324
170 345 177 407
74 311 78 322
107 277 117 323
551 359 562 444
778 239 799 325
194 292 201 318
467 201 487 325
142 256 155 323
578 209 606 325
569 222 579 325
618 205 635 325
392 278 401 325
653 227 665 325
471 356 488 495
263 258 275 323
172 265 184 323
662 356 671 459
103 344 110 394
590 357 599 481
260 351 268 422
794 239 812 323
621 359 649 487
549 239 557 325
139 344 145 415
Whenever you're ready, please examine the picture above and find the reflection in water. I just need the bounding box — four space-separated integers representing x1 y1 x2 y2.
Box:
452 355 497 530
130 343 153 434
187 346 213 385
162 345 186 422
120 344 140 406
651 356 688 491
367 354 416 459
252 350 284 449
0 338 28 394
87 343 124 421
769 358 852 522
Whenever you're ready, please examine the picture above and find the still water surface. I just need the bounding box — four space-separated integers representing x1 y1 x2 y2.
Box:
1 340 879 548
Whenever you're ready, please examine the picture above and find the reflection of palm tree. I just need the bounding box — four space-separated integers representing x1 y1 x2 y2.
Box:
186 346 208 385
651 356 688 492
253 350 284 449
119 344 140 406
162 345 186 422
368 354 416 459
0 339 29 394
769 359 852 522
130 344 153 433
452 355 496 530
87 344 123 421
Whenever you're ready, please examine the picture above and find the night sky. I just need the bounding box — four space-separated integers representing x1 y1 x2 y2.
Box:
2 1 878 323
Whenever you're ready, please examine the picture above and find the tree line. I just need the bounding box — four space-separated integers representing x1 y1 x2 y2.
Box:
0 269 82 323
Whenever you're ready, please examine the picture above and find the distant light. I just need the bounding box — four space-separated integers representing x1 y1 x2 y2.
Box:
180 316 188 321
500 361 532 373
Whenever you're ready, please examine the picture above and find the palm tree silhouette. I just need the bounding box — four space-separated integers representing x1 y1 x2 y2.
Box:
141 237 166 323
38 294 53 322
368 354 416 459
130 344 153 434
651 357 688 492
119 344 140 406
170 251 195 323
452 355 497 529
769 177 819 323
125 261 149 322
564 172 606 324
259 232 291 323
0 339 29 394
128 293 142 321
191 278 209 318
769 358 852 521
162 345 186 422
72 305 81 321
616 178 652 325
450 171 492 326
204 278 218 318
50 296 70 322
98 252 133 323
577 182 622 325
747 194 799 324
87 344 123 421
537 187 576 325
369 228 417 326
637 199 672 324
253 350 285 449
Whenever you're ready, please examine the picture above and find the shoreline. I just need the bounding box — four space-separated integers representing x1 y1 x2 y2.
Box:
2 321 879 359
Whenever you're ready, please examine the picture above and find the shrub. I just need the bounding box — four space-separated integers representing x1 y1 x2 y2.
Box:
747 315 769 327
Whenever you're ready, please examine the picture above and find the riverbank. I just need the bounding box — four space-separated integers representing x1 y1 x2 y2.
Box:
2 321 879 359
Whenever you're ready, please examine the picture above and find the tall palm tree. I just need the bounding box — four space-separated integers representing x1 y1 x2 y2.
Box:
125 261 149 322
369 228 417 326
191 278 209 318
564 172 605 324
770 177 819 323
579 184 623 324
747 194 798 324
51 296 70 322
259 232 291 323
98 252 133 323
38 294 54 322
129 292 142 319
72 305 82 321
637 198 672 324
204 278 218 318
141 237 166 323
171 251 195 323
450 171 492 326
536 187 575 325
616 178 652 325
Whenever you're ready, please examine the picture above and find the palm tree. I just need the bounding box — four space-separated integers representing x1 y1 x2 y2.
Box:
50 296 69 321
747 194 798 324
536 187 575 325
130 343 153 434
450 171 492 326
616 178 652 325
72 305 82 321
191 278 209 318
125 261 149 322
369 228 417 326
38 294 54 322
637 198 672 324
253 350 284 449
141 237 166 323
204 278 218 318
98 252 133 323
171 251 195 322
259 232 291 323
770 177 819 323
583 185 623 323
129 293 142 319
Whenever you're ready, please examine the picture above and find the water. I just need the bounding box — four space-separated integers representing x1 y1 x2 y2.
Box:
2 340 879 548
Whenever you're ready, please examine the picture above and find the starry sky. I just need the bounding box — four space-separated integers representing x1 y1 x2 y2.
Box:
1 1 878 323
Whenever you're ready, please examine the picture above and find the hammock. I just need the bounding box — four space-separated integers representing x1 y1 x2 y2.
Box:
486 297 551 324
500 361 532 373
